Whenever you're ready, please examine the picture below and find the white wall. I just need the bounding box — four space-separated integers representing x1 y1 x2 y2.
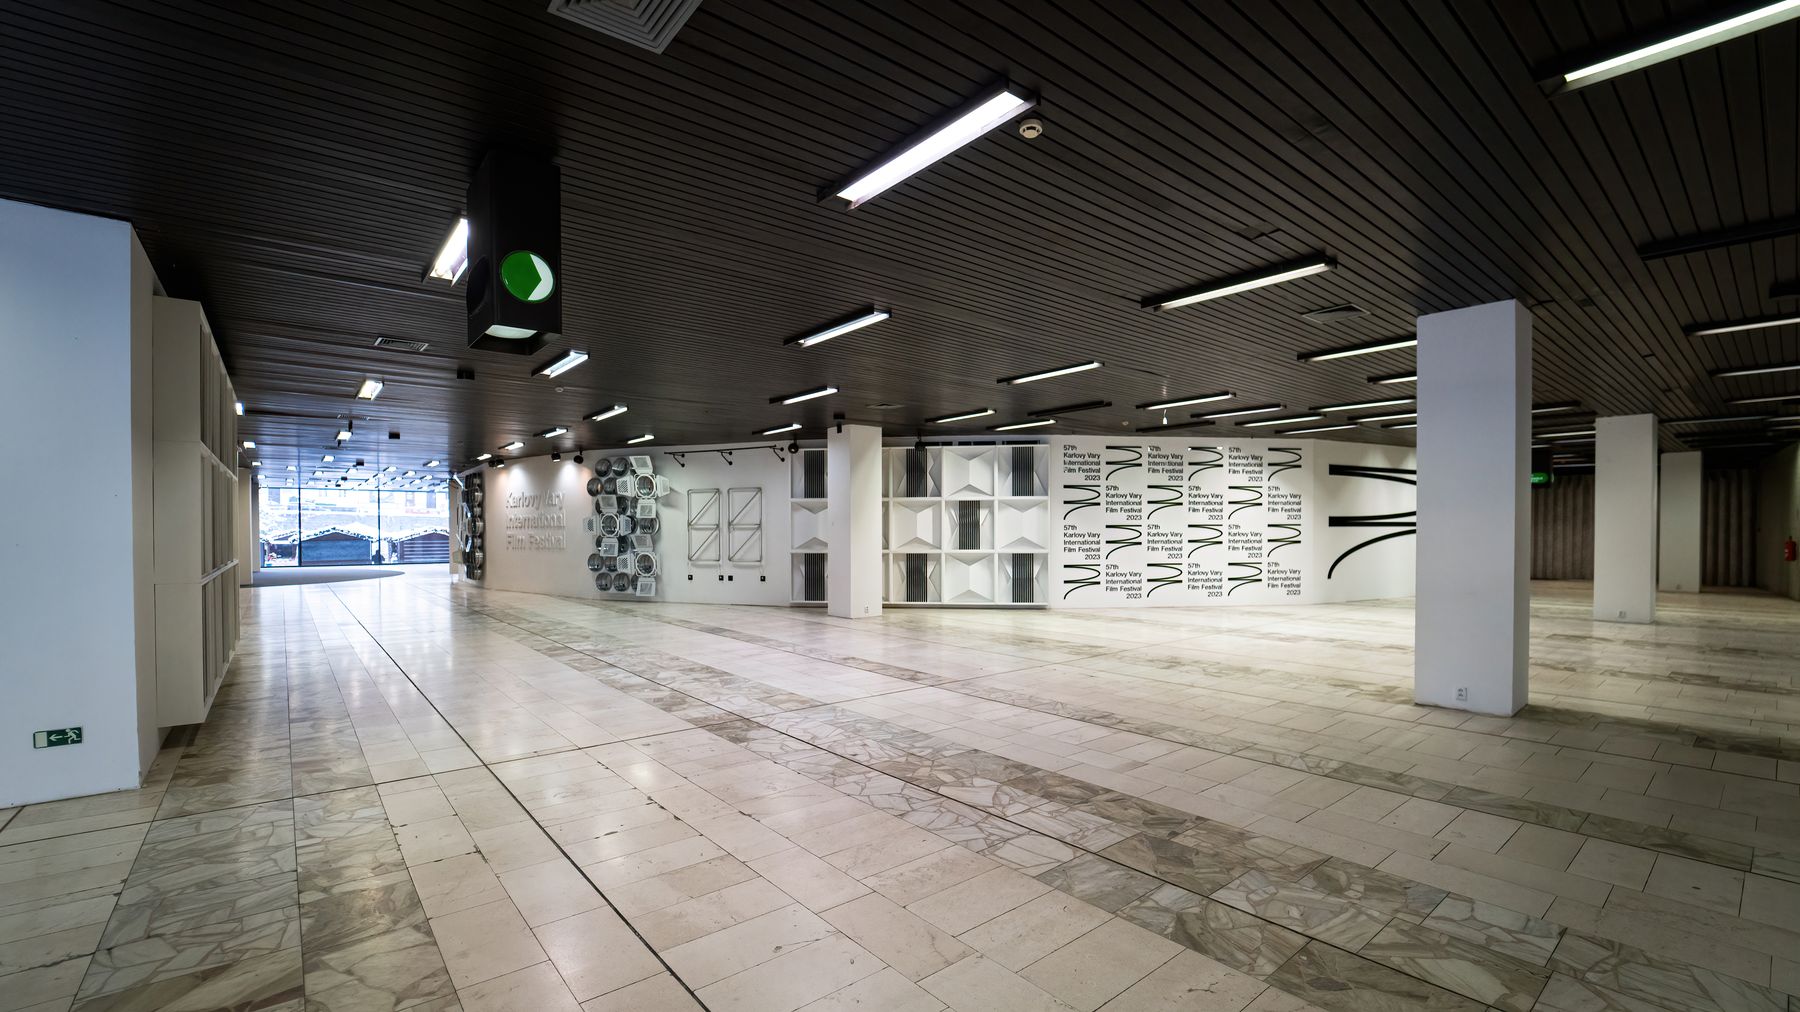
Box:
0 199 158 805
1594 414 1659 623
1657 452 1701 593
480 442 794 605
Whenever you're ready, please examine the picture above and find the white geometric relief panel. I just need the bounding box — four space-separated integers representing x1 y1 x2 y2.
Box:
943 553 996 604
996 499 1049 551
791 501 829 550
941 447 995 498
889 500 942 551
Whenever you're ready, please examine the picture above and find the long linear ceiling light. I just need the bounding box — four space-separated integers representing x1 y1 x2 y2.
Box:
1353 411 1418 423
1685 312 1800 336
1385 422 1418 430
1536 429 1596 438
1282 424 1355 434
533 350 589 378
930 408 994 424
537 427 568 438
760 423 802 435
1296 336 1417 362
999 361 1102 385
626 434 655 444
828 83 1036 209
1312 397 1415 412
773 385 838 404
1199 403 1283 419
1135 420 1216 433
1240 413 1324 428
1368 372 1417 385
589 405 628 421
1030 400 1111 417
1136 391 1232 410
1663 415 1770 425
1729 392 1800 404
1533 402 1584 414
1557 2 1800 92
425 217 470 282
1712 362 1800 377
786 308 890 347
991 418 1055 431
1142 256 1335 312
501 441 524 451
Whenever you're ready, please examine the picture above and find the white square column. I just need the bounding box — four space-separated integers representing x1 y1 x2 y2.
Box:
1657 451 1702 593
1415 300 1531 715
1595 414 1659 622
827 423 883 618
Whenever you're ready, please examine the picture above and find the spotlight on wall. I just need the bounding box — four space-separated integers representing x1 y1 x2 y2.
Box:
572 452 584 464
787 441 800 454
914 436 927 453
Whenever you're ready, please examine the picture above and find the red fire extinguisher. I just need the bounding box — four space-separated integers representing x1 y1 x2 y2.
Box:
1786 537 1797 563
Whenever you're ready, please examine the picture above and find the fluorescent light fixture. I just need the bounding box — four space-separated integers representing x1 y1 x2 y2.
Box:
1137 392 1231 411
476 453 492 461
313 470 324 477
1199 403 1283 419
1664 415 1769 425
1532 402 1584 414
1559 2 1800 91
760 423 802 435
1537 429 1596 438
384 465 396 472
1296 336 1417 362
322 455 334 462
1686 312 1800 336
991 418 1055 431
1135 420 1215 433
1281 424 1356 434
537 427 568 438
830 84 1036 208
502 441 523 451
1369 372 1417 384
999 361 1102 385
774 385 838 405
1712 362 1800 377
336 429 353 442
1143 257 1335 311
1729 393 1800 404
425 460 440 467
242 440 255 449
1030 400 1111 417
426 217 469 282
787 308 890 347
286 465 296 470
356 378 383 400
1354 411 1418 423
1385 422 1418 430
533 350 589 378
250 460 260 467
403 470 415 477
235 401 244 415
1557 437 1597 444
930 408 994 424
1312 397 1415 412
626 434 655 444
1241 413 1325 428
589 405 628 421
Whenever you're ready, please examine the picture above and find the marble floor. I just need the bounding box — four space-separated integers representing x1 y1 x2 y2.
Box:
2 575 1796 1012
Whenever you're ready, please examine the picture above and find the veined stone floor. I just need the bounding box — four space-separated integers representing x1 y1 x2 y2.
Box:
2 575 1797 1012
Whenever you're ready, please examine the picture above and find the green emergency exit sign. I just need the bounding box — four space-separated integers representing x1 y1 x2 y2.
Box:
32 726 83 748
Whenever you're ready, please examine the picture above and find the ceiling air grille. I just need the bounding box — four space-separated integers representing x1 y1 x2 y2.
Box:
547 0 703 54
373 336 430 352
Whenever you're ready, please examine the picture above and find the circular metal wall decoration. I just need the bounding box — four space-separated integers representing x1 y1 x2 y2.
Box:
469 549 485 567
611 571 632 593
586 476 604 497
469 567 482 580
618 514 636 536
634 551 659 577
470 489 484 505
473 518 485 536
602 476 616 494
594 572 609 590
638 515 659 535
457 500 474 553
598 513 621 537
609 457 628 476
586 553 603 572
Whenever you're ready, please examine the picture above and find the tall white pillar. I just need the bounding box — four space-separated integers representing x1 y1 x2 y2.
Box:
1415 300 1531 715
1657 451 1702 593
1595 414 1659 622
828 424 883 618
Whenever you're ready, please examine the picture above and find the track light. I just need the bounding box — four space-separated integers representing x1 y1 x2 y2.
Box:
773 386 838 405
355 378 383 400
829 83 1035 209
1686 312 1800 336
760 423 802 435
1556 2 1800 92
1135 420 1215 433
627 434 655 444
1199 403 1283 419
1142 257 1335 311
1312 397 1415 412
533 350 589 378
786 308 891 347
1240 414 1325 428
551 451 562 461
425 217 469 282
1297 337 1417 362
572 453 584 464
1136 392 1231 411
929 408 994 424
1712 362 1800 378
589 405 628 421
998 361 1102 385
537 427 568 438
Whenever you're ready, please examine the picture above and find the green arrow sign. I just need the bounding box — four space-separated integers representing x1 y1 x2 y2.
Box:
33 726 83 748
500 250 555 303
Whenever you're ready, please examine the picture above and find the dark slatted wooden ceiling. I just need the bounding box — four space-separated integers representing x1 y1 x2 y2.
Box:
2 0 1795 480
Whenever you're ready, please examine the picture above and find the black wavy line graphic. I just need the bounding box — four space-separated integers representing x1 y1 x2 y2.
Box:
1328 510 1416 528
1266 523 1302 557
1104 524 1143 559
1104 445 1144 481
1146 563 1183 596
1062 564 1101 599
1146 484 1184 518
1187 524 1222 554
1327 463 1416 486
1266 447 1303 479
1327 529 1417 579
1187 446 1224 480
1062 484 1100 519
1226 561 1262 596
1228 485 1264 519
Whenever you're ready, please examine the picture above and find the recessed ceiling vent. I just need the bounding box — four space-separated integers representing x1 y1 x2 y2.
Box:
373 335 430 352
1300 304 1366 324
548 0 703 54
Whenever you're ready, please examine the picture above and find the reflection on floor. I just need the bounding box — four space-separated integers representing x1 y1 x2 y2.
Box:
1 575 1795 1012
250 565 405 587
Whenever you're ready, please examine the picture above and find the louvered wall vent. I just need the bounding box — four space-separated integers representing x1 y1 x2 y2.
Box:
548 0 703 54
373 336 430 352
